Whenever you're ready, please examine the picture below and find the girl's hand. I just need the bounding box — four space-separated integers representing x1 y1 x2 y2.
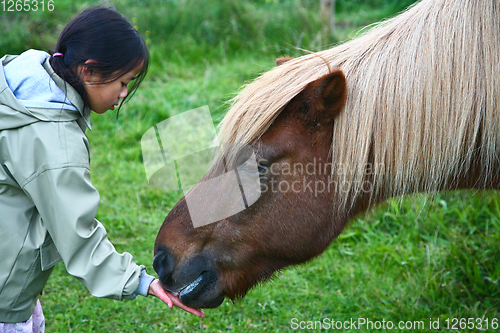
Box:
148 279 205 318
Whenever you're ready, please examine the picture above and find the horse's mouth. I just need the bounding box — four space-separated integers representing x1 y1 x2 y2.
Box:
162 271 225 308
164 274 202 298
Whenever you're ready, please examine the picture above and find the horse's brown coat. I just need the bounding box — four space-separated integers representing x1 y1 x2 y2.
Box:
154 71 347 307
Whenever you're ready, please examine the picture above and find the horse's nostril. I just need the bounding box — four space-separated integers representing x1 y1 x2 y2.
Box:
153 247 174 283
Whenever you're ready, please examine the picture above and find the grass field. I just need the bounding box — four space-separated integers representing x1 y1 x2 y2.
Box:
3 0 500 332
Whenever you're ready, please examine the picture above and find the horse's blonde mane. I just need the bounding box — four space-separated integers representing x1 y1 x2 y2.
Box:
217 0 500 207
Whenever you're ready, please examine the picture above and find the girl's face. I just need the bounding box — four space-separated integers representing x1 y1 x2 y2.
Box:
82 62 144 114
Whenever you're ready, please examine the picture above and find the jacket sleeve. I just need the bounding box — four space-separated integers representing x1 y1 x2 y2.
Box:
22 165 143 300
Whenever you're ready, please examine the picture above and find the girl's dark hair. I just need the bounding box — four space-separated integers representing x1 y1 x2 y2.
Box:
49 7 149 117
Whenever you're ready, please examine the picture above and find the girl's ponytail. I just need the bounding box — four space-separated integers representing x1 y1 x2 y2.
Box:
49 48 90 114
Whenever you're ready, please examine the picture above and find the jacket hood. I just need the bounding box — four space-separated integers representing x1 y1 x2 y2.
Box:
0 49 91 131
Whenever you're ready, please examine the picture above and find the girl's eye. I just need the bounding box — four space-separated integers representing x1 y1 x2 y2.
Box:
122 82 128 87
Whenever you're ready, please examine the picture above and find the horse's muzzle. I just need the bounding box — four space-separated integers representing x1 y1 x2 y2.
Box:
153 246 225 308
152 247 175 284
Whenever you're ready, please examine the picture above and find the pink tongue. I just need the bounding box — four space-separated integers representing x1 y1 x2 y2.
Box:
110 106 115 111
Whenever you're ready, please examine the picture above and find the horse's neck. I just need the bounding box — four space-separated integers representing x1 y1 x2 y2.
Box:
375 158 500 207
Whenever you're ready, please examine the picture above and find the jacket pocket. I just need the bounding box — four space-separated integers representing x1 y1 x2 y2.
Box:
40 236 62 271
11 248 54 311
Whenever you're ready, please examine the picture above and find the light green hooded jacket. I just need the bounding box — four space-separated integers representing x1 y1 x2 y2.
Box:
0 50 150 323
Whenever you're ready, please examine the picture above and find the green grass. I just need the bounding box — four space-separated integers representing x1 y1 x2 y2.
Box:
42 189 500 332
3 0 500 332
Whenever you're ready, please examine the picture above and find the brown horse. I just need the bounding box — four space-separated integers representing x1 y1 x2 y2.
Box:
154 0 500 308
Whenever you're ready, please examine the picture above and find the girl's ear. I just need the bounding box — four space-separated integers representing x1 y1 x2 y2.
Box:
75 64 88 83
78 60 98 82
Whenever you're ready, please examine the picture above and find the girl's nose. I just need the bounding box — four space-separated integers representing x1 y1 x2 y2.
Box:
119 85 128 98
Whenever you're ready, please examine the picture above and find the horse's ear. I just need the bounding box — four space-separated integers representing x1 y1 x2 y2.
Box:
276 57 293 66
301 69 346 122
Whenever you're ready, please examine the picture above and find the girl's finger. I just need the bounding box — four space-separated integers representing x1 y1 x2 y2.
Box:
166 292 205 318
149 279 204 317
149 280 173 308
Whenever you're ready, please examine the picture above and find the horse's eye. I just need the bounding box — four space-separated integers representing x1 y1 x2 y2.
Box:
258 165 268 174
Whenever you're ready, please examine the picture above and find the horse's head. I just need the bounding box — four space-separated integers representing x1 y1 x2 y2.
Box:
153 69 347 308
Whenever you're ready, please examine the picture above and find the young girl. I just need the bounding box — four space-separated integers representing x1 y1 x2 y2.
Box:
0 7 203 332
